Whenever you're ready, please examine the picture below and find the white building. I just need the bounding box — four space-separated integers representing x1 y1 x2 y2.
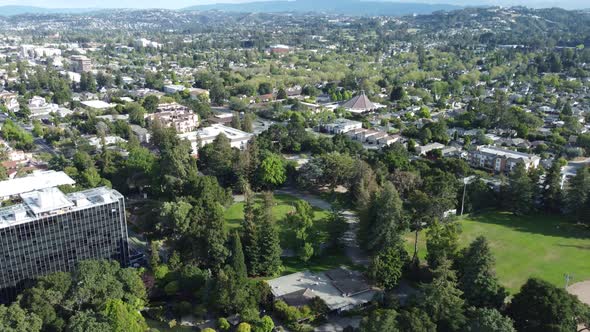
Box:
179 124 253 155
320 118 363 134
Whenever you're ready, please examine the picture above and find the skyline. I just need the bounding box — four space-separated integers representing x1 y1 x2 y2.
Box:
0 0 588 10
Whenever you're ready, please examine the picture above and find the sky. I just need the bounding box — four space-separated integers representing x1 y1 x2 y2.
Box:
0 0 587 10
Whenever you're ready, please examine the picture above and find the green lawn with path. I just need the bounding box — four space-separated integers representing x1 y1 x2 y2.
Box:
406 212 590 293
224 193 355 274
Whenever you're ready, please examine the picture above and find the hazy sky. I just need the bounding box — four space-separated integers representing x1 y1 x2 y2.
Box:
0 0 587 10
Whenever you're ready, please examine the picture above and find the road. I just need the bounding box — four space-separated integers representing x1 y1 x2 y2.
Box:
0 112 57 156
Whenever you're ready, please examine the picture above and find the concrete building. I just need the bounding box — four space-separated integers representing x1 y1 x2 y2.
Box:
179 124 253 155
344 128 400 148
0 172 129 300
319 118 363 134
468 145 541 173
70 55 92 73
148 103 199 134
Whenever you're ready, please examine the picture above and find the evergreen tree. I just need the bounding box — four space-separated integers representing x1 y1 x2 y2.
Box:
456 236 507 309
242 113 254 133
565 167 590 224
419 258 466 332
255 192 282 276
506 164 534 215
542 162 563 213
241 184 260 275
200 200 229 270
362 182 406 253
465 308 515 332
230 231 247 279
397 308 437 332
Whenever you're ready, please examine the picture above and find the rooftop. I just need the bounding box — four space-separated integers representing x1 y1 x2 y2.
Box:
477 145 540 161
179 124 253 142
0 186 123 230
81 100 114 110
266 269 376 311
0 171 75 198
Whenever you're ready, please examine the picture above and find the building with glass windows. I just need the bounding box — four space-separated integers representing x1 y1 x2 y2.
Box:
0 172 129 301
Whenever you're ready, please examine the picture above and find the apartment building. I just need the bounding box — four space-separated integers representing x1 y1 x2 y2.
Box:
147 103 200 134
468 145 541 173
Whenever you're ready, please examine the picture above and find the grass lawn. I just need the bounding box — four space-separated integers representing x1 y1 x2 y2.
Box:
224 193 354 274
406 212 590 293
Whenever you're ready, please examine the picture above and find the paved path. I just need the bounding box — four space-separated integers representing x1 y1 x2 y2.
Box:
275 188 369 267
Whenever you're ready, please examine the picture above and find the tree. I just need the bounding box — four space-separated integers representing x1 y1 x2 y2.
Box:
390 85 405 102
231 111 242 129
465 308 515 332
241 184 260 275
230 231 247 279
102 299 148 332
565 167 590 224
361 182 406 253
359 309 399 332
285 200 315 261
277 87 287 100
67 311 111 332
150 241 160 270
419 259 466 331
242 112 254 133
126 103 147 126
505 164 534 215
0 303 43 332
350 160 378 210
426 219 460 269
456 236 507 309
508 278 590 332
258 153 286 188
397 307 437 332
237 322 252 332
368 244 408 289
198 133 235 187
258 82 272 95
142 95 159 113
255 192 282 276
256 315 275 332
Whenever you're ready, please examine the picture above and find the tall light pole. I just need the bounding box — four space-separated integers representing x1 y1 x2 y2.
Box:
461 176 476 216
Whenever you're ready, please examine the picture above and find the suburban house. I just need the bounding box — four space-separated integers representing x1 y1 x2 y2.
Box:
468 145 541 173
147 103 200 134
163 84 187 94
178 124 253 155
416 142 446 156
266 268 377 313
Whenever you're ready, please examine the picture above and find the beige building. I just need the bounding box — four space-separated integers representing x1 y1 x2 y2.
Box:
147 103 200 134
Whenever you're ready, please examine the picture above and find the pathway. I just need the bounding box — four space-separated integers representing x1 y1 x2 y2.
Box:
275 188 369 267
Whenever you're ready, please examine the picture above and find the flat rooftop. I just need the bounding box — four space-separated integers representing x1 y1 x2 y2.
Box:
0 187 123 230
0 171 75 198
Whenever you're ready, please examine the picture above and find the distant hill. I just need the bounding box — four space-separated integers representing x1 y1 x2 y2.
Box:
182 0 464 16
0 6 97 16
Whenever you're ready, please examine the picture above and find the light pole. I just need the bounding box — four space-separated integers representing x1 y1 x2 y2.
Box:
460 175 476 216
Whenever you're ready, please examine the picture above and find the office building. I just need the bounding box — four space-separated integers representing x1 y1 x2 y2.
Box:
179 124 253 155
0 171 129 301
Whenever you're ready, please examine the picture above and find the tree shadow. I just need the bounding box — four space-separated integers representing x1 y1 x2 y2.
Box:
468 212 590 241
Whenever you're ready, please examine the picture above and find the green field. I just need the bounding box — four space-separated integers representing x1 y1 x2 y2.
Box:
406 212 590 293
224 194 354 274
